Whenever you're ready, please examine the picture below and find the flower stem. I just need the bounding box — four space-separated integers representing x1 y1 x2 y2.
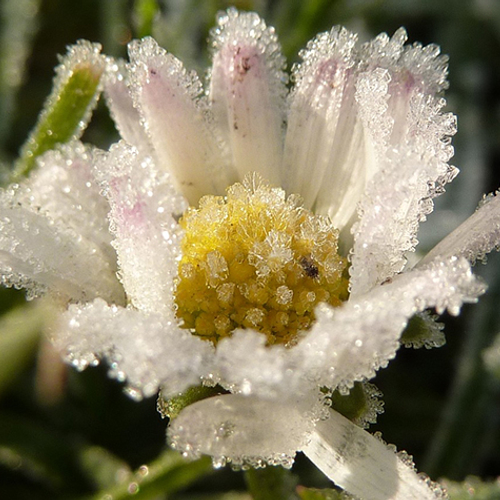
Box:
244 466 299 500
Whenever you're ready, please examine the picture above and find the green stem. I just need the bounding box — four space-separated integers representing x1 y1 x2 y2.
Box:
244 466 299 500
88 450 212 500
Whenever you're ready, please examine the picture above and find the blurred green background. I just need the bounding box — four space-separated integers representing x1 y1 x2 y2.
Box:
1 0 500 498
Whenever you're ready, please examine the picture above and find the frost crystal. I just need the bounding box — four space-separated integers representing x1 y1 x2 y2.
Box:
3 8 500 500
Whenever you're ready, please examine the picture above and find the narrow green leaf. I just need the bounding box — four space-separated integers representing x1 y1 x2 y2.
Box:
296 487 344 500
244 466 299 500
133 0 160 38
442 476 500 500
0 0 41 149
0 303 47 396
89 450 212 500
12 40 105 180
78 445 131 490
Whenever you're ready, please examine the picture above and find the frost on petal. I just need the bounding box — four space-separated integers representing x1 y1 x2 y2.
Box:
208 8 286 185
17 142 115 262
93 141 187 316
104 57 152 155
0 144 123 302
350 30 458 295
211 257 484 401
0 199 122 302
127 37 229 204
284 27 370 231
302 409 448 500
419 191 500 267
169 394 313 469
295 256 484 393
51 299 213 399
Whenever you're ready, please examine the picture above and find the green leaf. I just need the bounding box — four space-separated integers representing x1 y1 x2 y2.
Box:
158 385 226 420
244 466 299 500
133 0 160 38
88 450 213 500
0 303 47 396
78 445 131 490
296 487 344 500
443 476 500 500
12 41 105 180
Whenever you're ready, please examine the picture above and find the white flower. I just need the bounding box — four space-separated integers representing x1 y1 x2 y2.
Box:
1 8 500 500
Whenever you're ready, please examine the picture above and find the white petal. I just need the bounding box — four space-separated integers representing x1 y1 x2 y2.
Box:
51 298 213 399
0 201 122 302
349 31 457 295
208 8 286 185
104 58 153 155
418 191 500 267
283 27 369 230
93 141 186 316
168 394 313 469
211 257 484 400
19 142 115 263
0 144 123 302
128 37 229 204
302 409 447 500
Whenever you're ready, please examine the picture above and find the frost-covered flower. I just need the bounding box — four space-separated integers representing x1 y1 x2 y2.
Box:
2 8 500 500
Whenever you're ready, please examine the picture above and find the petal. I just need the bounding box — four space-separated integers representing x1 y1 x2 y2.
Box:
51 298 214 399
0 201 121 302
418 191 500 267
283 27 368 231
208 8 286 185
104 58 153 155
93 141 186 316
211 257 484 400
128 37 230 205
20 142 115 262
168 394 313 469
349 31 458 295
0 144 123 303
302 409 446 500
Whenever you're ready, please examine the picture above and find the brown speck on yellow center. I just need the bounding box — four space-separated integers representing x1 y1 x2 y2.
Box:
174 175 349 345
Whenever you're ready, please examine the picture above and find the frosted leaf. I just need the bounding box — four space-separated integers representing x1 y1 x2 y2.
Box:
418 191 500 267
104 57 153 156
208 8 286 185
169 394 313 469
127 37 230 204
284 26 369 231
400 312 445 350
16 40 105 176
51 298 214 398
302 409 449 500
93 141 187 316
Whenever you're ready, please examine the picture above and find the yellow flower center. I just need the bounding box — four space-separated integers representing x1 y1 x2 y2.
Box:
174 176 349 345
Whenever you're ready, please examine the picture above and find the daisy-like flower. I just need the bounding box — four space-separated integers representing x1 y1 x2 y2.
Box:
2 8 500 500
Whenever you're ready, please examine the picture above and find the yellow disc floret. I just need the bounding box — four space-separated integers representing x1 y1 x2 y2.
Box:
174 175 349 345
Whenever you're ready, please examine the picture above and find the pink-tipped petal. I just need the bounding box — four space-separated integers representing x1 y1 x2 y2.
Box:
128 37 229 205
209 9 286 185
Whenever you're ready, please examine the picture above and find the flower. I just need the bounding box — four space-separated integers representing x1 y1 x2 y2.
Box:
1 8 500 500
